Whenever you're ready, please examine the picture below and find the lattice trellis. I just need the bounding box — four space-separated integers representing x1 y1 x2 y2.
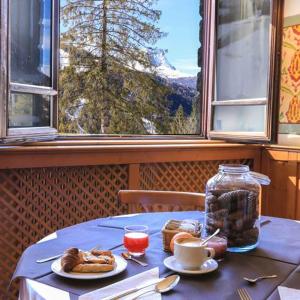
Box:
140 159 253 192
0 165 128 300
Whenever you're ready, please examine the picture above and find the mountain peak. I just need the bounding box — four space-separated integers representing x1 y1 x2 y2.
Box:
147 48 175 70
146 47 194 79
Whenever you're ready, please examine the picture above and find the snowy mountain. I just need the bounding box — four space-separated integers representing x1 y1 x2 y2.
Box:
147 48 175 70
146 48 198 116
147 48 197 86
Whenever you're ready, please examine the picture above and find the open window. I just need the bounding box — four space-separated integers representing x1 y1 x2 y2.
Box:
202 0 283 142
0 0 58 142
0 0 284 143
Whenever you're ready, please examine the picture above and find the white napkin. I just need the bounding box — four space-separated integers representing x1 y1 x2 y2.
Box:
278 286 300 300
78 267 161 300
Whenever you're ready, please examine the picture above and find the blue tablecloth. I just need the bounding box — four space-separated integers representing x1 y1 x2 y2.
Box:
13 212 300 300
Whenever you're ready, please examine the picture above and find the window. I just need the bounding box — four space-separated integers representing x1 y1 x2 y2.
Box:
59 0 202 136
202 0 283 142
0 0 58 142
0 0 283 143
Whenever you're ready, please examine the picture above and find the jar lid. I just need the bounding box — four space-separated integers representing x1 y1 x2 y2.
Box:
219 164 249 173
249 171 271 185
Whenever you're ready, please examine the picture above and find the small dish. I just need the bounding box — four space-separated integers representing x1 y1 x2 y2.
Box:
163 256 218 275
51 254 127 280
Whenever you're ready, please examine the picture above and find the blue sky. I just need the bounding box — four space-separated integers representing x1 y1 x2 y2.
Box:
60 0 200 76
155 0 200 76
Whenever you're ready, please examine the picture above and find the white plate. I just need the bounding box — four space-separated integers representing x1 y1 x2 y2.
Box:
163 256 218 275
51 255 127 280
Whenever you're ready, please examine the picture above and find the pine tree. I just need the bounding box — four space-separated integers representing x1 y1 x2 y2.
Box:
187 101 200 134
170 102 200 135
170 105 186 134
61 0 168 134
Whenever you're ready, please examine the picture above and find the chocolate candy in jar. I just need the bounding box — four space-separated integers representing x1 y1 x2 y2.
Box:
204 164 268 252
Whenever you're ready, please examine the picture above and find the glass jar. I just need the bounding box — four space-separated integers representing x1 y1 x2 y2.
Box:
205 164 261 252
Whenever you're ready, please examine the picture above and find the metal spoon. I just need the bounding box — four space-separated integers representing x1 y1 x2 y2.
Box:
244 274 278 284
132 274 180 299
121 252 148 267
103 275 180 300
200 228 220 246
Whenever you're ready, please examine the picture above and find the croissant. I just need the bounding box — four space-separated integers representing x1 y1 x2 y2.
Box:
61 248 84 272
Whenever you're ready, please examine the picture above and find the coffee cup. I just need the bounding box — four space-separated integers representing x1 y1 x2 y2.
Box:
174 237 215 270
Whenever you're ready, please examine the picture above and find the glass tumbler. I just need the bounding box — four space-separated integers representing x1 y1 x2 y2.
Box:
123 225 149 256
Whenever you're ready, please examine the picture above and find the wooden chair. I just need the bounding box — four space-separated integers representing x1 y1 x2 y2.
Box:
118 190 205 213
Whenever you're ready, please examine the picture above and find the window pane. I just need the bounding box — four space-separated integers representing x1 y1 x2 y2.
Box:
216 0 270 100
10 0 52 86
213 105 266 132
59 0 201 135
8 93 50 128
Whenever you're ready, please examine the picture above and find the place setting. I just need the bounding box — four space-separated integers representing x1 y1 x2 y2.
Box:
47 219 224 299
50 224 150 281
44 223 180 299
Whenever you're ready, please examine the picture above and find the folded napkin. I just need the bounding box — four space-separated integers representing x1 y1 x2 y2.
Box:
278 286 300 300
78 267 161 300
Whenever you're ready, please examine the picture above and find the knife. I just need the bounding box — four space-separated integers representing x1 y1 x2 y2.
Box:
36 245 101 263
260 219 271 227
36 253 62 263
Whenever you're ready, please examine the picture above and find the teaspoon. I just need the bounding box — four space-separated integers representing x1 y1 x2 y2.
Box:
132 274 180 299
244 274 277 284
104 275 180 300
121 252 148 267
200 228 220 246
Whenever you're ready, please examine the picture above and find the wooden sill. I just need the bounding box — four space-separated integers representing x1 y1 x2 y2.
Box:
0 140 262 169
263 145 300 161
265 144 300 152
23 139 224 146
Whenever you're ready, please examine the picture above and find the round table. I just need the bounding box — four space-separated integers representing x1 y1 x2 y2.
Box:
15 211 300 300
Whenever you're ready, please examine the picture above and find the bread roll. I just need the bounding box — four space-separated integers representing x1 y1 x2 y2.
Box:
83 254 115 265
91 249 113 257
72 263 114 273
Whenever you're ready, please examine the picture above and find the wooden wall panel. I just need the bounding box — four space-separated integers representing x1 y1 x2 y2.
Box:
262 149 300 220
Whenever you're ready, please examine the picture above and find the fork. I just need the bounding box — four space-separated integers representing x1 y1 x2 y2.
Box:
237 288 252 300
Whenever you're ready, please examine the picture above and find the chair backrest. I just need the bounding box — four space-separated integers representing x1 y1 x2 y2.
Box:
118 190 205 213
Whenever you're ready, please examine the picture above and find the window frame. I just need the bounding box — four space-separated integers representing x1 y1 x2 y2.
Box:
0 0 284 144
1 0 207 142
0 0 59 142
202 0 284 143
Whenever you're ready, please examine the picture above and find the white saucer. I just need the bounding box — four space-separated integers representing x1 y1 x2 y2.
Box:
163 256 218 275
